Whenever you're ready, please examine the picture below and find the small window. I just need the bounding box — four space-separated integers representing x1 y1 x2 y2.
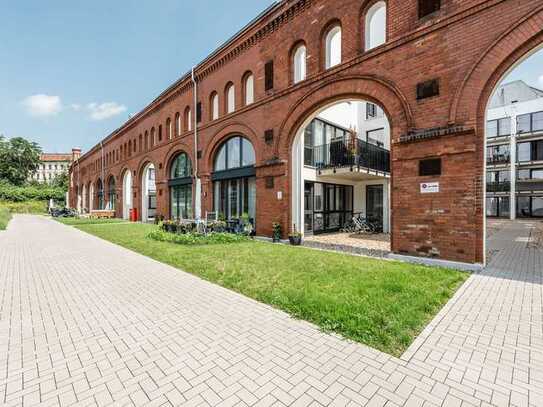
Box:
325 26 342 69
184 107 192 131
166 118 172 139
293 44 307 84
365 2 387 51
419 0 441 19
196 102 202 123
225 83 235 113
175 113 181 136
419 158 442 176
265 61 274 91
211 92 219 120
416 79 439 100
244 73 254 105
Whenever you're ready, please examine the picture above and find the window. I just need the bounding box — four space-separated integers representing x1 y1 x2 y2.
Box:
97 179 105 210
419 158 442 176
244 73 254 105
366 128 386 148
486 197 510 218
107 177 116 210
144 131 149 150
265 61 274 91
365 2 386 51
170 152 192 179
211 92 219 120
533 112 543 132
518 142 531 162
212 136 257 222
158 125 163 142
487 118 511 138
166 118 172 139
417 79 439 100
226 83 235 114
184 107 192 131
517 196 543 218
169 152 193 220
150 128 155 148
419 0 441 18
293 44 307 84
325 26 342 69
175 113 181 136
517 113 531 134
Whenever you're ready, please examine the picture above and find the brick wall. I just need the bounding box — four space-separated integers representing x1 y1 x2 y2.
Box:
70 0 543 264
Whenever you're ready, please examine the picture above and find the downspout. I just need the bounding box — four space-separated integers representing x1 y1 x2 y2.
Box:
100 141 105 210
192 67 202 220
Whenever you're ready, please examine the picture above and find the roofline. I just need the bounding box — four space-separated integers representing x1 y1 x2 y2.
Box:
79 0 285 162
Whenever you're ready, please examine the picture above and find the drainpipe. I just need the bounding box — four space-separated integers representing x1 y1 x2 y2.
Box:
192 67 202 220
100 141 105 210
509 104 517 220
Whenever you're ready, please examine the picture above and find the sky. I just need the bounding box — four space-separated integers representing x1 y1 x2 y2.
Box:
1 1 542 154
0 0 272 153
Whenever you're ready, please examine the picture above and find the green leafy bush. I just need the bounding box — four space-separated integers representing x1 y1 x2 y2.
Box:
0 181 65 202
148 229 251 246
0 200 48 214
0 207 11 230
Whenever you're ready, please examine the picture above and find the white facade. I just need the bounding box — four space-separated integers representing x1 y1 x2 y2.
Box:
30 157 71 183
486 80 543 219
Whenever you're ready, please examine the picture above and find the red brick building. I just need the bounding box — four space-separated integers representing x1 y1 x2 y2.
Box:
69 0 543 265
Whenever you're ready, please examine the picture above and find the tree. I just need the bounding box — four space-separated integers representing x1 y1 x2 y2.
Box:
51 171 69 191
0 136 42 186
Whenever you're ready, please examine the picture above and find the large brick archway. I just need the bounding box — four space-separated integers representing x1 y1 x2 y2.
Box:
70 0 543 265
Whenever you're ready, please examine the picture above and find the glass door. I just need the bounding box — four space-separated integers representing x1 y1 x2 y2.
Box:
366 185 384 231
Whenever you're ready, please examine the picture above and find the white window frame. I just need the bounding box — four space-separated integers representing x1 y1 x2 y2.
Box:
365 1 387 51
293 45 307 83
325 26 342 69
244 74 254 105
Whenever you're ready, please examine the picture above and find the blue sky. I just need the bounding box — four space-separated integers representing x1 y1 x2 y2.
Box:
0 0 272 153
1 1 542 153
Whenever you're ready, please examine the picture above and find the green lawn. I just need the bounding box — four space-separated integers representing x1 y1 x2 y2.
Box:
55 217 129 226
72 222 468 356
0 207 11 230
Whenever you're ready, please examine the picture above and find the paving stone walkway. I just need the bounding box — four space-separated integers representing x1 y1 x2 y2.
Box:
0 216 541 407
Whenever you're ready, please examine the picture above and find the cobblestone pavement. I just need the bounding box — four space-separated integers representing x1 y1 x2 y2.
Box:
0 216 542 406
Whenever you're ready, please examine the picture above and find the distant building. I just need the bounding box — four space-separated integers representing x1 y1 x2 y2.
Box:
486 80 543 219
30 149 82 183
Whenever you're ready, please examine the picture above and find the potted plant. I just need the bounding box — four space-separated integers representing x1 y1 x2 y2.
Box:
241 213 254 236
272 222 282 243
288 225 303 246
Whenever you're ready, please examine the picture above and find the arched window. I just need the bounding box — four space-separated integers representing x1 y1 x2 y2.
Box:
293 44 307 84
184 107 192 132
150 127 155 148
97 179 105 210
210 92 219 120
325 25 342 69
212 136 256 222
365 2 387 50
107 177 116 210
166 118 172 139
169 152 193 220
225 83 235 114
175 112 181 136
144 131 149 150
243 73 254 106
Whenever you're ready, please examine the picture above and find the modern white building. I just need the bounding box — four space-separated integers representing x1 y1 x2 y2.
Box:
486 80 543 219
30 149 82 184
300 101 391 234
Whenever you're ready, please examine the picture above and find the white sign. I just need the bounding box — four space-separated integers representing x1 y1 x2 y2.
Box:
420 182 440 194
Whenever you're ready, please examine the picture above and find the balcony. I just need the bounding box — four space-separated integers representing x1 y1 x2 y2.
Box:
486 182 511 193
487 154 510 165
306 139 390 175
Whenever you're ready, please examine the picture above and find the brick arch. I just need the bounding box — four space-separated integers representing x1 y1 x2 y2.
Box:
450 5 543 127
277 74 413 154
202 122 260 175
163 144 194 179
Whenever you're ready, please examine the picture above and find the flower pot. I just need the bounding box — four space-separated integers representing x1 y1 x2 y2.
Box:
289 236 302 246
272 235 281 243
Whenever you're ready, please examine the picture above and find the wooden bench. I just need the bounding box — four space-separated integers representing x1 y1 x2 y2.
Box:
90 210 116 219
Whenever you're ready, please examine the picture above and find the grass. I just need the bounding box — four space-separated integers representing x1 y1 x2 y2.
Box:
0 207 11 230
55 217 129 226
71 222 468 356
0 200 48 214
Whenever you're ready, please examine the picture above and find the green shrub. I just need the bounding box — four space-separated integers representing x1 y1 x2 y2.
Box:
147 229 251 246
0 207 11 230
0 200 48 214
0 180 65 202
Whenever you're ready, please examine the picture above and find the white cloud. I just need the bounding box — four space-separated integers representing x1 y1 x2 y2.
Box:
538 75 543 86
86 102 127 121
22 94 62 117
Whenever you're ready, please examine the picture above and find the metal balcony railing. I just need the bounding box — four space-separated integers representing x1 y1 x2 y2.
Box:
306 139 391 173
487 154 510 165
486 182 511 193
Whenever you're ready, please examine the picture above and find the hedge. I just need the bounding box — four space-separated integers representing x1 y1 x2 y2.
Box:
0 181 65 202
